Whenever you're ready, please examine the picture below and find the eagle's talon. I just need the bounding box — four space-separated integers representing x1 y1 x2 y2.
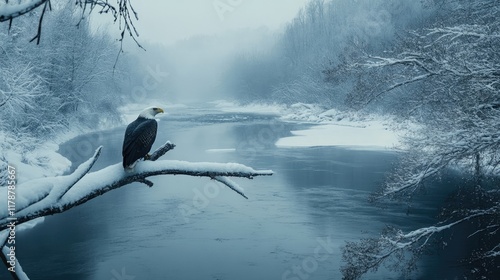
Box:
144 154 151 160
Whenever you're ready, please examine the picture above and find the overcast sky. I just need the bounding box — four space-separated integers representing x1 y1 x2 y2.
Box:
94 0 310 45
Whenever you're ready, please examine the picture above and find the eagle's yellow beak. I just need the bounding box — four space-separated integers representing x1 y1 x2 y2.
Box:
157 108 165 114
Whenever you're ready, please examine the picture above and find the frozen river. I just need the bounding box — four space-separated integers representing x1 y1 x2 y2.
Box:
8 105 463 279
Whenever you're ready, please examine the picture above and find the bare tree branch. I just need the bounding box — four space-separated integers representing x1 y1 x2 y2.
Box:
28 0 50 44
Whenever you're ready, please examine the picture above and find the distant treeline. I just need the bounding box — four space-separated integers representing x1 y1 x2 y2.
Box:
222 0 434 106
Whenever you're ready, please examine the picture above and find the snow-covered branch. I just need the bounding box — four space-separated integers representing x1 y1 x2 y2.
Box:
378 113 500 199
0 0 46 22
484 243 500 259
1 0 141 46
425 25 500 43
342 205 500 279
0 141 273 232
389 206 499 249
1 245 29 280
364 55 436 74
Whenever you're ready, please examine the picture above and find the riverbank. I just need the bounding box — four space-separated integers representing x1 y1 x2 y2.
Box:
211 100 403 150
0 131 72 184
0 123 122 184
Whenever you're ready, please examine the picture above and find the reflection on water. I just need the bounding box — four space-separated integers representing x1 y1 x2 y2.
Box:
4 110 466 280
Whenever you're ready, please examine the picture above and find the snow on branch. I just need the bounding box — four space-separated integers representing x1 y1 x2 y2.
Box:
342 205 500 279
364 55 435 74
484 243 500 258
425 25 500 42
0 0 141 48
1 245 29 280
214 176 247 199
0 141 273 232
377 120 500 199
0 0 46 22
383 205 499 255
378 156 450 199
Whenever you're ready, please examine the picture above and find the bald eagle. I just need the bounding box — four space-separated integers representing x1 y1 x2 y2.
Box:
122 107 164 170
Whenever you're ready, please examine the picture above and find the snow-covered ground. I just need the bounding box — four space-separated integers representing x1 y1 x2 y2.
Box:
0 131 72 184
275 123 399 150
277 103 401 150
211 100 402 150
1 108 133 185
209 100 286 115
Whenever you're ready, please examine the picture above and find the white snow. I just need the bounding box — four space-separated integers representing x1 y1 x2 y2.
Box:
133 160 273 178
0 0 42 19
214 176 246 199
281 103 328 122
276 121 400 150
276 103 402 150
205 148 236 153
209 100 286 115
0 131 71 184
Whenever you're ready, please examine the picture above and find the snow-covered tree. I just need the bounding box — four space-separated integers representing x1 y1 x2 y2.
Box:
36 4 122 126
0 3 124 139
331 0 500 278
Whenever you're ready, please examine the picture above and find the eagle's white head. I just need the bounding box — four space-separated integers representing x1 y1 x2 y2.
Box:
139 107 165 119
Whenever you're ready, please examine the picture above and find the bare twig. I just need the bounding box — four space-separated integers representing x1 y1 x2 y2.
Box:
28 0 50 44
